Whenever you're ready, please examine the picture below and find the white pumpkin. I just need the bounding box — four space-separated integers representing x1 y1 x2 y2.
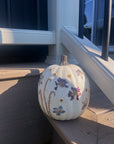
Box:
38 55 90 120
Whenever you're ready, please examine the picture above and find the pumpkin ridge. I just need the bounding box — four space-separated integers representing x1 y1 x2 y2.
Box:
48 91 55 117
43 78 52 115
71 65 82 100
38 89 45 113
71 65 79 87
51 65 59 76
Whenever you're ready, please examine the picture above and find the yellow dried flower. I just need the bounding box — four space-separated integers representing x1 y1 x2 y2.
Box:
53 73 57 76
68 74 72 78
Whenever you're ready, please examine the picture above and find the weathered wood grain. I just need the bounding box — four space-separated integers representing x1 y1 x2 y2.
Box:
47 78 114 144
0 75 53 144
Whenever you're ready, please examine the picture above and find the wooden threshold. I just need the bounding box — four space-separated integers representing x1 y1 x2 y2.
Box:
0 28 55 45
0 62 49 80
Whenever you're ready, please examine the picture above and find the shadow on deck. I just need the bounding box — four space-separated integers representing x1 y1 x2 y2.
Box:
0 70 53 144
0 67 113 144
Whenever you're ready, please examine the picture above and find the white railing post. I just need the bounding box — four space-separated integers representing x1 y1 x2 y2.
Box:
46 0 79 64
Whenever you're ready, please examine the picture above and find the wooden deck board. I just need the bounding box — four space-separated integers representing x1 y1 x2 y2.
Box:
0 76 53 144
48 109 98 144
0 62 49 80
47 78 114 144
0 62 114 144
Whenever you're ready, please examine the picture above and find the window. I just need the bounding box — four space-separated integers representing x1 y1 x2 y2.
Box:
84 0 114 51
0 0 48 30
84 0 94 40
0 0 48 64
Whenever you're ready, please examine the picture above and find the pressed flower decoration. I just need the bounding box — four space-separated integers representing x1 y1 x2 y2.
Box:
50 68 53 71
68 74 72 78
68 87 81 100
38 55 90 120
53 106 66 116
53 72 58 76
55 78 68 90
76 70 83 79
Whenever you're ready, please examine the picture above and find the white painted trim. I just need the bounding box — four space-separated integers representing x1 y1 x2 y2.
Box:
47 0 79 64
61 27 114 104
0 28 55 45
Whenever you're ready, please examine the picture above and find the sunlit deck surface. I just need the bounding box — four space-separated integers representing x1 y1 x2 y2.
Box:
0 62 114 144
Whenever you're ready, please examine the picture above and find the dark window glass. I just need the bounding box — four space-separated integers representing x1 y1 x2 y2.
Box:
94 0 105 45
0 0 48 64
84 0 94 40
0 0 8 27
94 0 114 46
84 0 114 47
110 0 114 45
0 0 48 30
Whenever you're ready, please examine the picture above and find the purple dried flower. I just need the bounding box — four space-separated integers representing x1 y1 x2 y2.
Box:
55 78 68 90
76 87 80 92
76 70 83 79
68 87 81 100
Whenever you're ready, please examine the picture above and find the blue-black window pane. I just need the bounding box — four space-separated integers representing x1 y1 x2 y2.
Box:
10 0 37 29
110 0 114 45
84 0 93 40
0 0 48 30
0 0 8 27
95 0 114 46
85 1 93 27
84 0 114 47
95 0 105 45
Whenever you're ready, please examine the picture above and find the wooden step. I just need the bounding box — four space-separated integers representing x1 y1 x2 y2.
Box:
0 62 49 80
0 62 113 144
0 68 53 144
47 78 114 144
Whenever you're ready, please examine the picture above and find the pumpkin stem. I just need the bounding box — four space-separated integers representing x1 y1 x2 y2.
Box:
60 55 69 66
